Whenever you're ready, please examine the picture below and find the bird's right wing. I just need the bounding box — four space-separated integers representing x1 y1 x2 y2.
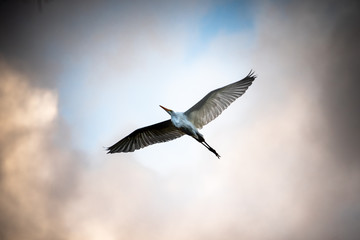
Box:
107 120 184 153
185 71 256 129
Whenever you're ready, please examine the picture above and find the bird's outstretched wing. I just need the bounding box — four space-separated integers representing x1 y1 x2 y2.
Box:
107 120 184 153
185 70 256 129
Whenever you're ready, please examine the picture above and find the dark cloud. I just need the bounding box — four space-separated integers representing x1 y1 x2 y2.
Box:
318 0 360 165
310 1 360 234
255 0 360 163
0 0 204 88
0 0 58 87
260 0 360 238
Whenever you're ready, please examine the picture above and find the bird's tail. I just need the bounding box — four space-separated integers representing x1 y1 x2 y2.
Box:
201 141 221 159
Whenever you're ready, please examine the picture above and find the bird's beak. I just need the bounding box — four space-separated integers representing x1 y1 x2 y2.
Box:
160 105 172 114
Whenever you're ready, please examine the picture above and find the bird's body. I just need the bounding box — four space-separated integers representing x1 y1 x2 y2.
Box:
107 71 257 158
171 112 200 139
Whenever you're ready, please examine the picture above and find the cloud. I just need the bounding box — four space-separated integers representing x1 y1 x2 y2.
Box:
248 1 360 238
315 0 360 165
1 0 360 240
0 61 83 240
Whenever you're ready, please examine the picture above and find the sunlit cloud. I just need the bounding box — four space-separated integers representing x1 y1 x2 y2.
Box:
0 61 82 240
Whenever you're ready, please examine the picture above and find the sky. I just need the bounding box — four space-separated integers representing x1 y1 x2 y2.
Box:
1 0 360 239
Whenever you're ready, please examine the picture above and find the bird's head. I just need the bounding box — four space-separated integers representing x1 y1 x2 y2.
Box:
160 105 173 115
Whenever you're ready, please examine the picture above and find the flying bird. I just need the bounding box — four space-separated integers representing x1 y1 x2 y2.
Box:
107 71 257 158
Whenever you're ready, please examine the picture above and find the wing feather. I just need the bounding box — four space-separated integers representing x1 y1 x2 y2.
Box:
185 70 256 129
107 120 184 153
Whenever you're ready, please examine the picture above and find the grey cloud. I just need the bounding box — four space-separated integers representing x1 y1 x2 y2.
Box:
0 0 206 87
252 0 360 239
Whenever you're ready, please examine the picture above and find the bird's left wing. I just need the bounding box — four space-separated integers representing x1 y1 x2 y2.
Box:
185 70 256 129
107 120 184 153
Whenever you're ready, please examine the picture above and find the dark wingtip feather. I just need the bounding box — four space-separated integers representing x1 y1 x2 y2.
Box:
247 69 257 79
106 145 117 154
103 145 112 154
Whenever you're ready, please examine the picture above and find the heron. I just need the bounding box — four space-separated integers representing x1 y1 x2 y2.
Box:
107 71 256 158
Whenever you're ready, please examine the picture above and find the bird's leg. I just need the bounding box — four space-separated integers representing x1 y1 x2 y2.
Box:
201 141 221 159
